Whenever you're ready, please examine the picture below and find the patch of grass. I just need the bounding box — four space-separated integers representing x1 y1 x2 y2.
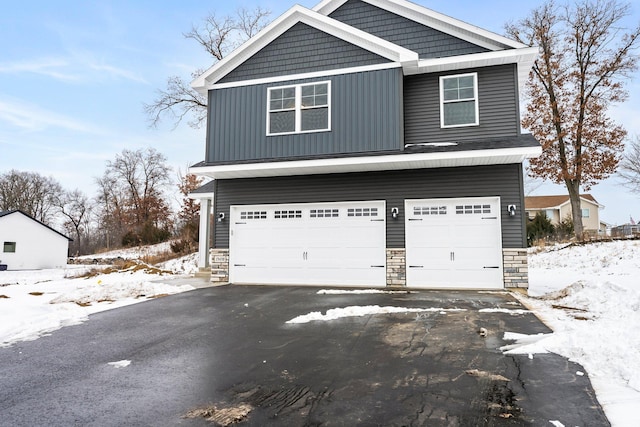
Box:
29 292 44 296
140 250 182 265
75 301 92 307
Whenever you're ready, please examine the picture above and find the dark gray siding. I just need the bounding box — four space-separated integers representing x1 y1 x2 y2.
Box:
207 68 404 163
219 22 390 84
329 0 488 59
213 164 526 249
404 64 520 144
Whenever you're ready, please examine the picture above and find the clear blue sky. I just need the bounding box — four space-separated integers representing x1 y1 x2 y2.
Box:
1 0 639 225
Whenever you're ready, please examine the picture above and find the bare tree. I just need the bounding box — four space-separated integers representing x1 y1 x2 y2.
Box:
506 0 640 240
144 7 271 129
619 135 640 193
0 170 63 225
57 189 92 255
96 148 173 246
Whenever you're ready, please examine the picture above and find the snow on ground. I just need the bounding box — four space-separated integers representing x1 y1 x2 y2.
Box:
0 253 198 348
286 305 466 324
514 239 640 427
74 241 174 260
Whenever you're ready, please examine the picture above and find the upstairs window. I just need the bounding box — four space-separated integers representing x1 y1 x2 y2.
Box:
440 73 479 128
3 242 16 253
267 82 330 135
581 208 590 218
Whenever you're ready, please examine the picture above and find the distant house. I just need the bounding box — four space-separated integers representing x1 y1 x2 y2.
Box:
524 194 605 235
0 210 71 270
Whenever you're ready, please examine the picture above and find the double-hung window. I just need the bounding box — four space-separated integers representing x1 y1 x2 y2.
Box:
267 81 330 135
440 73 479 128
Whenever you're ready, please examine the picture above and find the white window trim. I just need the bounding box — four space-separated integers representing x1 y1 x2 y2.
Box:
439 72 479 128
266 81 331 136
582 208 590 218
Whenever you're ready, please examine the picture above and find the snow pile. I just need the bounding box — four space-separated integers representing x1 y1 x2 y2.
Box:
286 305 466 324
520 240 640 426
159 252 199 275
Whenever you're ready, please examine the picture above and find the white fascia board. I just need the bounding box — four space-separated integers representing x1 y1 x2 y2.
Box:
188 192 214 200
407 47 538 92
210 63 401 90
189 146 542 180
192 5 417 94
313 0 526 51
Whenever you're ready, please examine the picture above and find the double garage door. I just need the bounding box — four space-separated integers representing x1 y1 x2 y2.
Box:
230 201 387 287
229 197 503 289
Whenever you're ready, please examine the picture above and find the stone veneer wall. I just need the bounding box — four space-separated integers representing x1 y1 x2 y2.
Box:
210 248 230 283
386 248 406 287
502 248 528 288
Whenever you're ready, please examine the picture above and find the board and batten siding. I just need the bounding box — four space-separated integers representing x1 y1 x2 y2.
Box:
213 163 525 249
207 68 404 164
404 64 520 144
329 0 488 59
219 22 390 84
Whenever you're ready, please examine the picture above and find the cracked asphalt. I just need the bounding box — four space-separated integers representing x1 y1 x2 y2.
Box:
0 285 608 426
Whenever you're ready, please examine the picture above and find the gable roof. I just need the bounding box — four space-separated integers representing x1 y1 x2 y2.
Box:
0 210 72 241
192 0 538 93
313 0 526 50
525 194 602 210
192 5 418 93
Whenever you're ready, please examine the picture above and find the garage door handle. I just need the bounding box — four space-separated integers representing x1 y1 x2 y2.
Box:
235 222 247 225
483 266 500 269
371 265 385 268
408 218 423 221
408 265 424 268
371 219 384 222
482 217 497 220
234 264 246 267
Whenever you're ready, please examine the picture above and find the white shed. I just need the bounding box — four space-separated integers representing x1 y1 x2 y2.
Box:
0 210 71 270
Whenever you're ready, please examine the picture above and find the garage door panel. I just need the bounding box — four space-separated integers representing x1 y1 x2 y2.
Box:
230 201 386 286
406 197 503 289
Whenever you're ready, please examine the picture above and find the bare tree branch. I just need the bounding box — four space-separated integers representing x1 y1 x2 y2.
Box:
145 7 271 129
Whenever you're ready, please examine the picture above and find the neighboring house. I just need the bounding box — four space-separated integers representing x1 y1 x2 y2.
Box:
611 223 640 238
0 210 71 270
189 0 541 289
524 194 605 235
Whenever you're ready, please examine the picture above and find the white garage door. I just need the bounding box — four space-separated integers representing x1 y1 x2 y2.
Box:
229 201 386 287
405 197 503 289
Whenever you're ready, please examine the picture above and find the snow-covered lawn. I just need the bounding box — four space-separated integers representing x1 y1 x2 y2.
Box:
0 247 198 348
510 239 640 426
1 240 639 425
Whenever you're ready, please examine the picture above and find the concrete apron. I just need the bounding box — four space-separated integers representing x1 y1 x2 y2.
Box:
194 286 607 426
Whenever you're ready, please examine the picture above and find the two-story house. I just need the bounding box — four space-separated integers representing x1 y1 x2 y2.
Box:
189 0 541 290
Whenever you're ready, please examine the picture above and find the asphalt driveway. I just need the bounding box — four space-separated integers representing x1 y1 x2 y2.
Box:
0 285 608 426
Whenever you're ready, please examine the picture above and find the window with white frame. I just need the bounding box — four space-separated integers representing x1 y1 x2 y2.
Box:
267 81 330 135
440 73 478 127
582 208 590 218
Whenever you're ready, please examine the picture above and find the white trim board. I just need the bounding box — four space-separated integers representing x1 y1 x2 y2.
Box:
190 146 542 180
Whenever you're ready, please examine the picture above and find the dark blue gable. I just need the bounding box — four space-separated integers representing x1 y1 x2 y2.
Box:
219 22 390 84
329 0 489 58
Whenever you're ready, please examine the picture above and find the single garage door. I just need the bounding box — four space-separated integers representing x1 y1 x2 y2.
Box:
405 197 503 289
229 201 386 286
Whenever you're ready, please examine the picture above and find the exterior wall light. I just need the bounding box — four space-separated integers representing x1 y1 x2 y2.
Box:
217 212 225 222
391 207 399 219
507 205 517 217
